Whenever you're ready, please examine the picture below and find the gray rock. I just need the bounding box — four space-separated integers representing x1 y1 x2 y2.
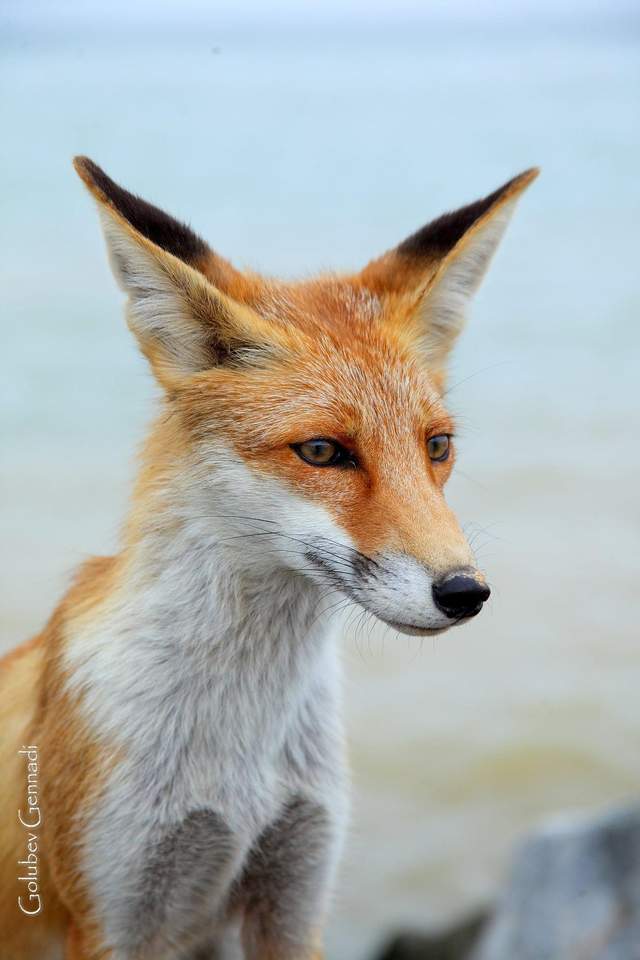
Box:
472 805 640 960
374 909 489 960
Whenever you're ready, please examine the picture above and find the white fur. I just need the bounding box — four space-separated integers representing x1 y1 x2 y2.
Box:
64 456 351 956
418 195 519 366
99 212 214 376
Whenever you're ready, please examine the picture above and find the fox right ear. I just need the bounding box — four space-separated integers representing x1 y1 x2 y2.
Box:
361 169 539 373
73 157 286 389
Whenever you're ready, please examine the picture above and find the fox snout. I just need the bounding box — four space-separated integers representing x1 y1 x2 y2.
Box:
355 556 491 636
302 537 490 637
335 492 491 633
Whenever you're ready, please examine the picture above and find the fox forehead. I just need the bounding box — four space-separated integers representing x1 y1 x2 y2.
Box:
247 275 402 335
184 293 451 453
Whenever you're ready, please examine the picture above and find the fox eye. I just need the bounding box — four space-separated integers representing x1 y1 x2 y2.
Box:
427 434 450 462
292 438 355 468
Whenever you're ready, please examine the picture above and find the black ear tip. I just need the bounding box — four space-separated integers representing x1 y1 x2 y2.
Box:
72 157 210 267
72 155 110 194
511 166 540 189
73 155 93 176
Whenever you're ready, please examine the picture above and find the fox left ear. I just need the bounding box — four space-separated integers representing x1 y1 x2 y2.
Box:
361 168 539 372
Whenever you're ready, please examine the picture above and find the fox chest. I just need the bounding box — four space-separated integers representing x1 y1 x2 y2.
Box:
81 695 334 956
64 591 344 951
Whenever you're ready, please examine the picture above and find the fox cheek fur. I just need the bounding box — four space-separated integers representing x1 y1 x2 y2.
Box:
0 158 536 959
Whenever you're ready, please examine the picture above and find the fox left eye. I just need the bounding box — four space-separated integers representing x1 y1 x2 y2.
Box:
292 438 355 468
427 434 451 462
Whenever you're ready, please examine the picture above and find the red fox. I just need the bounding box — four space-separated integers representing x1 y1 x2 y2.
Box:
0 159 537 959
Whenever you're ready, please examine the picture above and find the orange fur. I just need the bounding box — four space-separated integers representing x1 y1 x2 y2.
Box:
1 559 123 958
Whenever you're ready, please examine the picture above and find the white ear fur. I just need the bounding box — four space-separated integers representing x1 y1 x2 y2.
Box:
96 208 285 387
99 210 216 378
415 194 520 367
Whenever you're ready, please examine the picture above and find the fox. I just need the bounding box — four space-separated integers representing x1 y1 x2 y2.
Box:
0 158 537 960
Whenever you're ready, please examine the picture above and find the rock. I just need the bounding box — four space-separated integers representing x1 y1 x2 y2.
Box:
472 805 640 960
375 909 489 960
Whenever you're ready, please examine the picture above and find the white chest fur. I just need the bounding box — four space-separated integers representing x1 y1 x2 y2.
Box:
64 527 347 955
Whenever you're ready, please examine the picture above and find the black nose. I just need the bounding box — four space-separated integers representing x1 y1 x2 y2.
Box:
432 574 490 619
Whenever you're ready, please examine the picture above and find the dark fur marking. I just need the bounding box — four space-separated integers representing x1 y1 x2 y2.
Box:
77 157 209 267
181 938 226 960
350 551 377 579
232 797 332 955
120 809 237 955
397 173 522 260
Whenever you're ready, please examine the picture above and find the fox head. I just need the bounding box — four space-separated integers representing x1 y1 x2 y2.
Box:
74 157 537 635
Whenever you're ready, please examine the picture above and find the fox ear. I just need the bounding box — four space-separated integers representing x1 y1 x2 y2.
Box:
362 168 538 372
73 157 284 389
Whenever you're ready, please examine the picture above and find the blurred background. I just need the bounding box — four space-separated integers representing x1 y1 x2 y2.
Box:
2 1 639 957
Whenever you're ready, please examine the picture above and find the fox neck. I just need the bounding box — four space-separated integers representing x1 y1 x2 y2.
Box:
67 427 342 777
120 518 329 668
116 420 329 658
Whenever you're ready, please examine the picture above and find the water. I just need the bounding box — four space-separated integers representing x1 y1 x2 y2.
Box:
2 9 639 959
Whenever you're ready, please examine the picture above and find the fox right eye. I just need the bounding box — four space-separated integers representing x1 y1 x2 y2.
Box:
291 438 356 468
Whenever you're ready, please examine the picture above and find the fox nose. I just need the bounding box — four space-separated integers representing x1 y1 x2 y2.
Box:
432 573 490 619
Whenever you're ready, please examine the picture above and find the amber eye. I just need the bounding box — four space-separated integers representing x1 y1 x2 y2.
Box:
427 434 451 462
292 438 355 468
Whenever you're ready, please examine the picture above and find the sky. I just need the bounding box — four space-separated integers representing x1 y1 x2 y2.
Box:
3 0 638 32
